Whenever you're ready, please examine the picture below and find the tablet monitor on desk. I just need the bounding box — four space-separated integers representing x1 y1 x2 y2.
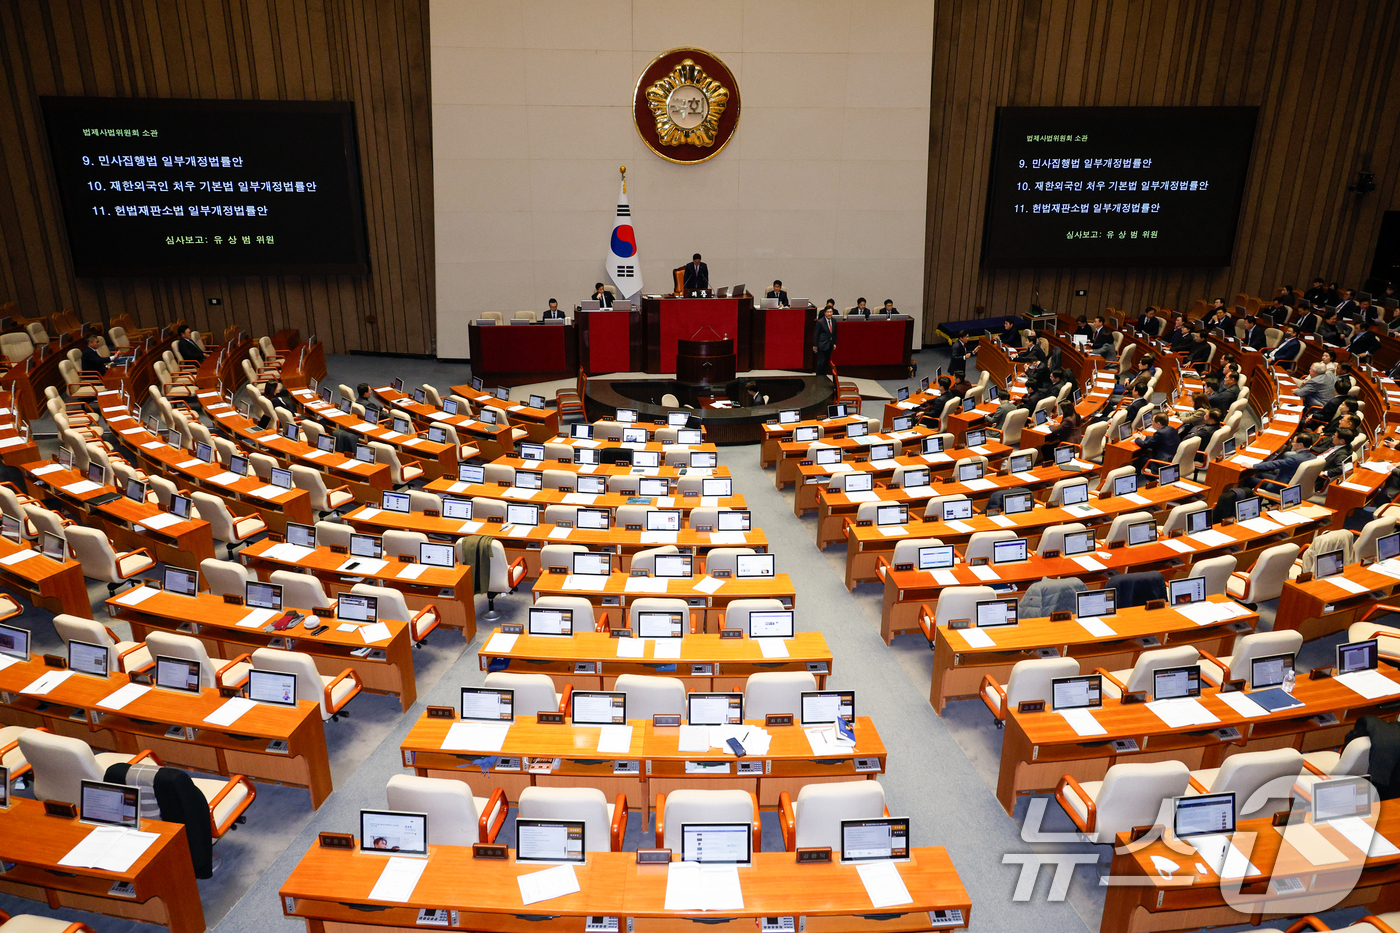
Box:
519 443 545 462
1337 638 1378 673
154 656 201 693
1 513 21 544
1033 408 1049 426
681 822 751 865
442 498 473 520
1051 675 1102 710
688 692 742 725
317 434 335 452
56 446 74 470
392 417 413 436
815 447 842 466
80 780 140 828
966 429 987 447
381 491 411 513
1113 474 1138 497
1076 589 1115 619
1062 482 1090 506
793 426 819 443
957 461 985 483
354 445 375 464
1312 776 1374 824
1153 665 1202 700
846 421 868 439
735 553 775 578
1186 509 1210 535
668 411 690 427
0 623 28 662
616 409 638 424
941 499 973 522
843 473 873 494
923 435 944 454
638 478 669 498
1315 549 1345 579
653 554 692 579
420 542 455 568
350 534 382 559
1127 519 1158 546
577 475 607 495
1379 532 1400 563
633 451 661 469
800 690 854 724
840 817 910 863
427 426 448 445
646 510 680 532
360 810 428 857
636 610 684 638
869 443 894 461
515 819 586 864
270 467 293 490
124 478 146 503
163 565 198 596
506 504 539 527
245 580 283 611
1173 793 1235 839
335 397 352 414
528 607 573 636
717 510 750 532
900 467 930 489
827 404 848 419
1062 530 1095 557
677 428 703 445
702 478 732 497
492 387 510 402
515 470 543 490
458 463 485 485
876 505 907 527
576 449 601 466
576 508 609 530
86 462 107 486
976 598 1018 628
1277 484 1303 511
779 410 800 425
1003 491 1034 515
1007 453 1034 474
1234 495 1261 522
571 691 626 725
573 553 610 576
1157 463 1180 485
1168 576 1206 606
68 639 109 677
748 610 793 638
691 451 717 468
991 539 1028 565
461 687 514 721
917 545 955 570
337 594 378 623
40 532 66 563
986 384 1000 403
248 669 297 707
570 424 594 440
1249 653 1294 689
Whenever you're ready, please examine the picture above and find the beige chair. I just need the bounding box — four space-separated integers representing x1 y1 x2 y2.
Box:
655 789 760 851
704 547 756 576
1188 748 1304 819
17 731 150 804
981 657 1080 722
385 774 506 845
743 672 817 720
51 613 152 674
200 557 249 597
721 598 786 634
193 492 268 556
616 673 685 722
1198 631 1303 687
370 441 425 487
1095 646 1199 700
1294 736 1372 799
778 781 886 851
290 465 354 517
0 333 34 362
269 570 331 609
382 530 428 559
1056 761 1191 845
518 786 628 852
1185 555 1236 596
0 727 34 786
249 646 361 721
1226 543 1300 625
350 582 441 646
145 630 253 691
64 526 154 596
483 672 565 717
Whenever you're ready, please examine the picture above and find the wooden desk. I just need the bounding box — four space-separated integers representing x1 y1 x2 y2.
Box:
401 714 885 815
1101 801 1400 933
0 798 206 933
107 588 418 711
463 321 578 387
760 415 868 467
479 629 832 692
1276 561 1400 642
0 656 331 808
794 441 1018 521
772 426 959 490
928 595 1256 714
422 479 746 517
463 457 733 483
336 387 514 461
280 844 970 932
532 571 796 632
239 539 476 641
287 390 458 479
22 461 216 565
0 535 92 618
996 666 1400 814
445 384 560 441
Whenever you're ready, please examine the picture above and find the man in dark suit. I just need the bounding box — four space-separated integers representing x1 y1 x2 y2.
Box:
1182 408 1222 447
542 299 566 321
1206 307 1233 336
1131 412 1180 472
1089 316 1114 355
1267 325 1302 365
590 283 614 308
1359 298 1380 324
1334 289 1358 319
949 335 975 369
999 318 1022 349
1274 286 1296 308
1304 278 1329 303
1136 307 1163 336
174 324 205 363
1349 320 1382 358
1184 331 1212 367
1294 305 1321 335
879 300 897 315
765 280 789 306
1267 297 1291 326
683 253 709 292
1168 319 1194 352
1244 433 1316 489
1315 428 1357 492
1241 317 1267 350
1319 310 1346 345
1120 384 1151 427
1208 374 1241 411
80 333 107 376
813 305 837 376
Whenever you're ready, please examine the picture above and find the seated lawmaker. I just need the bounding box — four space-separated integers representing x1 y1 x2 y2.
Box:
1038 401 1082 462
849 297 870 318
1167 318 1195 353
765 280 789 306
1135 307 1163 336
175 324 205 363
1243 433 1316 489
998 318 1023 349
1293 304 1321 335
590 283 614 308
683 254 709 292
542 299 566 320
879 299 896 315
80 332 107 376
1295 363 1337 411
1348 320 1382 358
1208 373 1242 411
1183 331 1212 368
1267 324 1302 365
1130 412 1180 472
1318 310 1347 345
1240 316 1267 350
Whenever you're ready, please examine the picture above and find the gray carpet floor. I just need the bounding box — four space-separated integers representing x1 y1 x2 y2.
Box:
0 349 1379 933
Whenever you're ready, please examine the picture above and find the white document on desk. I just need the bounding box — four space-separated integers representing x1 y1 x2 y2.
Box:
652 639 683 660
0 549 36 566
856 860 913 908
237 607 279 628
596 724 633 754
664 861 744 911
504 525 532 538
518 864 581 906
616 638 645 658
989 514 1018 528
1187 529 1236 548
442 721 510 752
1216 691 1268 718
1122 493 1151 505
338 557 389 576
0 655 16 672
677 725 710 753
30 463 68 477
1190 834 1261 880
930 569 959 587
114 585 159 606
1329 817 1400 857
1146 697 1219 728
1078 617 1116 638
458 521 484 534
204 697 256 726
369 856 428 903
1281 821 1348 866
207 471 243 486
758 638 789 658
359 622 392 644
546 526 573 540
97 683 151 711
640 531 678 544
878 526 907 537
968 564 999 582
1072 555 1107 572
21 670 75 695
1336 670 1400 700
562 574 608 592
957 627 995 648
962 478 997 491
942 520 974 534
61 480 103 495
708 532 748 545
1266 509 1314 527
1326 576 1371 595
396 562 430 580
1059 707 1107 736
923 452 953 464
844 491 880 503
562 493 597 505
692 575 724 594
483 633 518 654
1012 472 1039 483
58 826 159 872
1238 517 1284 535
625 576 668 595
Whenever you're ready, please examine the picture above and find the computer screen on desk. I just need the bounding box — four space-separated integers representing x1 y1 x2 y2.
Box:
1052 675 1102 710
1062 530 1095 557
337 594 378 623
735 554 775 578
942 499 973 521
154 655 201 693
688 693 742 725
975 598 1018 628
528 607 572 636
633 451 661 469
506 504 539 527
1337 639 1378 673
350 534 382 559
420 542 454 568
381 491 410 513
360 810 427 857
801 690 854 724
843 473 873 493
637 610 684 638
442 498 472 520
1076 589 1115 619
1168 576 1206 606
246 580 283 610
459 463 485 484
779 410 799 425
653 554 692 578
703 478 732 497
1186 509 1210 535
248 670 297 707
68 639 108 677
1250 653 1294 689
1158 463 1180 485
681 822 751 865
815 447 842 466
1127 520 1158 546
1004 491 1034 515
992 539 1028 564
163 565 198 596
846 421 868 438
691 451 717 468
1380 532 1400 563
677 428 703 445
1173 793 1234 839
0 623 29 661
1113 474 1138 497
1062 482 1089 506
1234 495 1261 522
1315 549 1344 579
668 411 690 427
917 545 955 570
717 510 750 532
1008 453 1034 474
1153 665 1202 700
957 461 985 483
571 691 626 724
841 817 910 863
461 687 514 722
516 819 586 864
80 781 140 828
575 508 609 530
646 510 680 531
748 610 793 638
1313 776 1374 824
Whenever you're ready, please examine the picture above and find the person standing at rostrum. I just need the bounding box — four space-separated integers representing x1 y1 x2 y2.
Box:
813 304 837 376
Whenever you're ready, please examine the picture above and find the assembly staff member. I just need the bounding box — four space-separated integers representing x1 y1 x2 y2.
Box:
813 305 837 376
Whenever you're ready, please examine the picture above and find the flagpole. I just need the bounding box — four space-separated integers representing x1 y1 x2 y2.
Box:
620 165 626 193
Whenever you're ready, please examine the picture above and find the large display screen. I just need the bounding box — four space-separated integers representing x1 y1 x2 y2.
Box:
40 97 369 276
981 106 1257 268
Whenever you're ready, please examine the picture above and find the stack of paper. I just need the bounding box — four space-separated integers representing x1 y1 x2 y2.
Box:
1059 707 1106 736
957 627 995 648
1325 577 1371 595
562 574 608 592
652 639 683 660
624 577 668 594
1145 697 1219 728
62 480 103 495
1336 669 1400 700
204 697 256 726
443 721 511 752
115 585 159 606
518 864 581 905
692 576 724 594
237 607 280 628
483 632 518 653
1188 529 1236 548
596 724 633 754
369 857 429 902
664 862 743 911
58 826 159 872
1073 555 1107 571
615 638 645 658
856 861 913 908
804 726 852 755
265 542 317 562
758 639 789 658
21 669 75 695
1216 691 1268 718
97 683 151 711
396 563 429 580
1078 617 1116 638
677 725 710 752
359 622 393 644
1238 517 1284 535
968 565 1000 581
1329 817 1400 857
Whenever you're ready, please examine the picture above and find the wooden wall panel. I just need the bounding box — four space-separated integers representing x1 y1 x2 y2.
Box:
0 0 435 356
923 0 1400 341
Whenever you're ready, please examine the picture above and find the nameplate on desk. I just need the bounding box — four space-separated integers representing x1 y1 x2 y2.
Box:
426 706 455 720
223 594 244 606
695 525 712 533
653 714 681 727
472 843 508 860
330 545 348 554
765 713 794 727
636 849 671 865
537 712 565 724
43 654 66 669
629 569 649 577
1017 700 1046 714
856 519 871 527
267 532 285 543
557 457 571 464
487 516 504 523
319 832 355 849
1107 539 1126 549
1122 691 1147 705
800 460 812 466
1309 667 1334 680
1049 610 1072 622
711 570 732 578
796 847 832 863
948 618 971 630
1221 680 1246 694
1296 571 1314 583
1145 598 1167 611
398 555 415 564
43 801 77 818
501 623 524 634
1111 738 1139 753
1042 549 1061 559
1127 825 1155 843
681 490 697 497
720 629 743 639
423 509 439 518
610 629 633 638
547 566 567 575
312 607 333 618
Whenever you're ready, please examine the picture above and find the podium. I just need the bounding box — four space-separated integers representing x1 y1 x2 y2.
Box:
676 337 735 385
